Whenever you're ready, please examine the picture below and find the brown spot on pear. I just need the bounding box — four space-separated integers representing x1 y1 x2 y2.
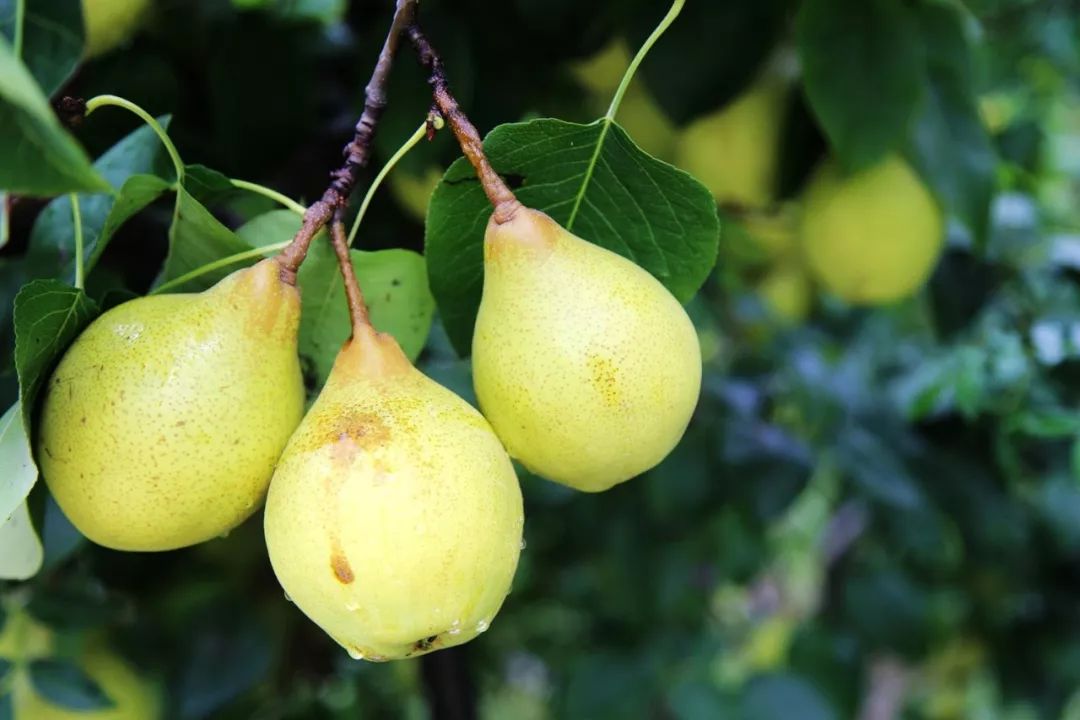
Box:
264 324 523 660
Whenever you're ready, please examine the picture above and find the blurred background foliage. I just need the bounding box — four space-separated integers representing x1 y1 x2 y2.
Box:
1 0 1080 717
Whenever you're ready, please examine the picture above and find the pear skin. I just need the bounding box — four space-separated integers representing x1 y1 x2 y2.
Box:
38 258 305 551
472 208 702 492
264 326 523 661
800 155 944 305
83 0 151 58
674 74 788 208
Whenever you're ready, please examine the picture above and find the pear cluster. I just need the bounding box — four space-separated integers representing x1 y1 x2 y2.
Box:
661 61 943 319
37 205 702 659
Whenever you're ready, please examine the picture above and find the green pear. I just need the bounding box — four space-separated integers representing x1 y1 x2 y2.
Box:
264 324 523 661
472 207 702 492
800 155 944 305
82 0 151 58
38 258 305 551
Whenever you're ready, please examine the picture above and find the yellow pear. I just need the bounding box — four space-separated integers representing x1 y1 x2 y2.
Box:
389 165 443 223
0 613 160 720
0 609 54 660
83 0 151 58
674 74 788 208
264 324 523 661
801 155 944 305
472 207 702 492
570 40 629 97
38 258 305 551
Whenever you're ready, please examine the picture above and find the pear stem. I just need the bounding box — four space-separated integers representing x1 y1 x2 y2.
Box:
406 24 523 225
330 209 372 335
276 0 418 285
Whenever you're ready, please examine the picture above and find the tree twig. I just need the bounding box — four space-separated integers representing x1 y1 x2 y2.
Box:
329 208 370 334
276 0 418 284
405 24 522 225
856 655 910 720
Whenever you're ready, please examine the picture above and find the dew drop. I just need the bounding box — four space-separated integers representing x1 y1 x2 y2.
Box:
519 538 527 550
283 591 293 603
347 647 364 660
345 600 360 612
447 619 462 636
475 619 489 633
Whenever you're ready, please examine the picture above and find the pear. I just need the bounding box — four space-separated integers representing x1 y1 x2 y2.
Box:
389 165 443 223
674 73 788 209
800 155 944 305
472 207 702 492
264 323 523 661
0 613 161 720
756 260 812 324
38 258 305 551
83 0 151 58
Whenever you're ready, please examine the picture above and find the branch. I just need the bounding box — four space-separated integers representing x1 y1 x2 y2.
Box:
856 655 910 720
276 0 418 284
405 23 522 225
330 208 370 334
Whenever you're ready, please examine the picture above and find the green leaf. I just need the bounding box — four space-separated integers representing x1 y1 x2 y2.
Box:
0 192 8 249
184 163 238 208
0 501 42 580
0 401 36 525
835 425 924 510
28 659 114 711
0 36 109 196
1007 409 1080 438
905 0 996 244
232 210 435 385
28 118 175 282
26 577 115 630
158 187 250 290
797 0 924 170
40 494 84 571
632 0 789 124
13 280 99 431
0 690 12 720
742 673 836 720
297 241 435 387
230 0 346 24
426 117 720 355
0 0 84 95
175 603 274 719
234 208 297 249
